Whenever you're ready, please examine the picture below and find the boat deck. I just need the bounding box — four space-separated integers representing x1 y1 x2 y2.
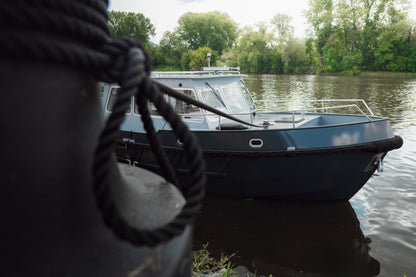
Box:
253 113 321 129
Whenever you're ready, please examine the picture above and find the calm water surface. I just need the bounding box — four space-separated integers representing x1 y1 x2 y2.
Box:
194 74 416 276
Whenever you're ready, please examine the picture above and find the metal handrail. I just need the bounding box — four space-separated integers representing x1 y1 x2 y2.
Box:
159 101 373 131
160 112 255 130
151 69 241 78
282 104 372 121
254 99 374 116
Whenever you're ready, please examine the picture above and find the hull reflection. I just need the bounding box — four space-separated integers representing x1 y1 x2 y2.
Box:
194 196 380 276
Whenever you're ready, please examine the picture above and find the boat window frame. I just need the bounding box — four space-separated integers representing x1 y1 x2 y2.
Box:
240 80 256 113
105 86 132 114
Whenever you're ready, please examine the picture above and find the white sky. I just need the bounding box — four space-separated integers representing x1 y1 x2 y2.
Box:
109 0 416 44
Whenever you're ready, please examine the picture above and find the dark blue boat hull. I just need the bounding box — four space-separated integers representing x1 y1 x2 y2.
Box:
116 133 402 200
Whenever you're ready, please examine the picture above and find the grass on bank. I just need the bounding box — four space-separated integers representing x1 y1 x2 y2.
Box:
192 243 236 277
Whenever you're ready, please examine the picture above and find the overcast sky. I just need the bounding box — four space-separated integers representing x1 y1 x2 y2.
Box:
109 0 416 43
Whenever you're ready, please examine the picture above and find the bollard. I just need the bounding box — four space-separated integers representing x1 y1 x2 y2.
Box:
0 2 207 275
0 1 206 274
0 60 193 276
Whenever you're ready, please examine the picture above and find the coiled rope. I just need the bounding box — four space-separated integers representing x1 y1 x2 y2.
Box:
0 0 228 246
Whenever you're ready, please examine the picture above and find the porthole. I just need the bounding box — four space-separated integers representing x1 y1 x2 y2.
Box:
249 138 263 148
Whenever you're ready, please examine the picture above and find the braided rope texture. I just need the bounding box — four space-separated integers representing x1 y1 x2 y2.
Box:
1 0 206 246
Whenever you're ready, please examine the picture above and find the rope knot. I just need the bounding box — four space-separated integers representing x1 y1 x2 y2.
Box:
95 37 152 84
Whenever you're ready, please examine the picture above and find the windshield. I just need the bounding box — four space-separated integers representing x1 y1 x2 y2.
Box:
199 88 228 113
221 81 250 113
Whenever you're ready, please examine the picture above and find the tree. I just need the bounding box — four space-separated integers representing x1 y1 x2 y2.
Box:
108 11 155 43
305 38 323 73
217 49 240 67
282 38 310 73
305 0 414 73
374 18 415 71
235 25 284 73
158 31 188 69
306 0 334 60
177 11 238 54
271 13 294 41
181 47 215 71
237 26 269 72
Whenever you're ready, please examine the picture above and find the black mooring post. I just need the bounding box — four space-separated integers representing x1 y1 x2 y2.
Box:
0 36 192 277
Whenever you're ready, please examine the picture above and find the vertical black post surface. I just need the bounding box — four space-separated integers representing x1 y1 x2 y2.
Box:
0 38 191 277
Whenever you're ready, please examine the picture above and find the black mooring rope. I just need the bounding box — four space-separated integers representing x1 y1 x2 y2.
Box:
0 0 206 246
93 46 205 246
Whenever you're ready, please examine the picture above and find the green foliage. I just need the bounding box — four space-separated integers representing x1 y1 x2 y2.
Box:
271 13 294 40
192 243 236 276
222 262 233 277
373 20 416 72
305 0 415 73
181 47 216 71
113 3 415 74
156 11 236 69
236 25 285 73
217 49 239 67
282 38 310 73
341 53 363 74
177 11 238 54
305 39 323 73
157 31 188 68
108 11 155 43
321 34 344 73
305 0 334 56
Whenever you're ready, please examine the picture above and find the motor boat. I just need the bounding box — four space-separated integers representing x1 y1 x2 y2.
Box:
99 67 402 200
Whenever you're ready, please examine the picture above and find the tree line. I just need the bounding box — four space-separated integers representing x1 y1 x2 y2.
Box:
109 1 416 74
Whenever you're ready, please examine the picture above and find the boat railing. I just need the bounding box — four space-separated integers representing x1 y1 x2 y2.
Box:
158 100 373 131
159 112 256 130
254 99 374 117
288 104 372 127
151 67 241 77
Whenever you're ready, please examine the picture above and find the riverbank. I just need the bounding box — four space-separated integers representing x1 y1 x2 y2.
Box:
152 66 416 77
192 243 271 277
359 71 416 77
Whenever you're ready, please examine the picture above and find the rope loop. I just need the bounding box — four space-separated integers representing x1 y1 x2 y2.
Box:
93 43 206 246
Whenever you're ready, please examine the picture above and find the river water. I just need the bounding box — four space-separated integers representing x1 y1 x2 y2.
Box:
193 74 416 276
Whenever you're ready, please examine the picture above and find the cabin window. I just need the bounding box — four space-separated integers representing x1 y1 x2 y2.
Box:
106 87 131 113
221 82 250 114
133 98 159 116
168 89 201 115
199 88 228 113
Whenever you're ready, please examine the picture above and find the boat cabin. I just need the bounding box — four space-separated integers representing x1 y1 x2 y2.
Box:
100 67 257 131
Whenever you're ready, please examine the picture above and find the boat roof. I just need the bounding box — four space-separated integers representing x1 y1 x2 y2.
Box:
151 66 245 79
